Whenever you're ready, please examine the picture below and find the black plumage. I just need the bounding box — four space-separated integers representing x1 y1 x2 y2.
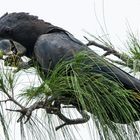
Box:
0 12 139 92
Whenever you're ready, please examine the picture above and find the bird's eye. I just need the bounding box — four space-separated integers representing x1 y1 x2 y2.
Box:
4 27 12 34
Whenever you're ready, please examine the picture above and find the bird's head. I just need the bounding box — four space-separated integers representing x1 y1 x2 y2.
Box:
0 12 52 57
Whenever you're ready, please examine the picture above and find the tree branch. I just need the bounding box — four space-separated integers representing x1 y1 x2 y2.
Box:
55 108 90 131
5 96 90 130
84 37 129 62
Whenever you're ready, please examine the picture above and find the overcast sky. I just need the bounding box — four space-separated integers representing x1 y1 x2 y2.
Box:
0 0 140 45
0 0 140 140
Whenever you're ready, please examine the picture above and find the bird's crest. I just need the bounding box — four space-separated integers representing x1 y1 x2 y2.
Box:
0 12 51 25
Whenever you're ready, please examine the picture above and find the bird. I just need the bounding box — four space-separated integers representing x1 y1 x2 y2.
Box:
0 12 140 91
0 12 140 123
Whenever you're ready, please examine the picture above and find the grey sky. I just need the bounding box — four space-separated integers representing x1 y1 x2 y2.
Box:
0 0 140 44
0 0 139 139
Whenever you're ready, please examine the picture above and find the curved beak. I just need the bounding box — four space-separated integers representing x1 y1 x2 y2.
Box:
0 39 26 59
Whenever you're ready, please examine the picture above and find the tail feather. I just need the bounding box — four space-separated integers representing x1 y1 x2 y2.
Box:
92 63 140 92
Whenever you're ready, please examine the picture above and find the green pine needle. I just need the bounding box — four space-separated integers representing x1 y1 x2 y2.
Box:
23 51 140 139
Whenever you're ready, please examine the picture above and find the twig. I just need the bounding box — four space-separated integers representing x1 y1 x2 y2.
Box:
84 37 129 62
55 109 90 131
5 96 90 130
51 100 90 130
6 101 45 123
0 99 11 103
3 91 24 109
0 78 24 109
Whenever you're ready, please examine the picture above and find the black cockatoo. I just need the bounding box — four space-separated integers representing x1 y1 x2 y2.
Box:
0 12 140 123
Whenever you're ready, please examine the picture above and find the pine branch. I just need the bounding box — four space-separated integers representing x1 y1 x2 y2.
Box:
4 95 90 130
84 36 130 63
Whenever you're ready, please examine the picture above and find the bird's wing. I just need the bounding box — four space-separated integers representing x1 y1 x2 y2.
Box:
34 32 140 92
